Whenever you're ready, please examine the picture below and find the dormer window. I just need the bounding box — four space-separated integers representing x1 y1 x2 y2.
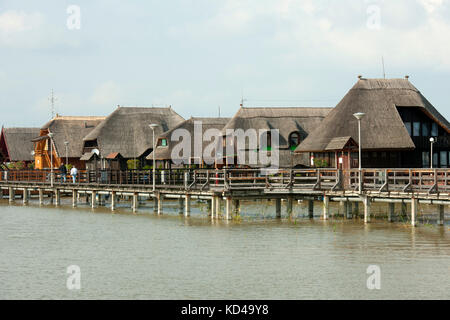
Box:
289 131 301 150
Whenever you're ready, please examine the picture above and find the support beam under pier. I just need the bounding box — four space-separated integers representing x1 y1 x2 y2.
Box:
55 189 60 206
111 191 116 211
388 203 395 222
9 187 14 203
23 188 29 205
39 189 44 205
72 190 77 208
308 200 314 219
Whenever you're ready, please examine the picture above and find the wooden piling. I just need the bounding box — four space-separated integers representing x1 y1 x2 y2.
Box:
388 203 395 222
55 189 61 206
225 197 232 220
178 197 184 215
322 195 329 220
275 199 281 218
23 188 29 205
157 193 163 215
91 191 96 209
111 191 116 211
9 187 14 203
411 197 418 227
346 201 352 219
38 189 44 205
184 194 191 217
132 193 138 212
286 196 293 217
308 200 314 219
363 196 371 223
72 190 77 207
438 204 445 226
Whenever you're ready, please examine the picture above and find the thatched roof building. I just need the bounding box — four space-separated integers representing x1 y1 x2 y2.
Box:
296 77 450 168
221 106 332 167
82 106 184 161
147 117 230 166
0 127 40 163
32 115 105 169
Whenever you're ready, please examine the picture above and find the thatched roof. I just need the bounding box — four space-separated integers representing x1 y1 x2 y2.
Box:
296 78 450 153
83 106 184 158
39 115 105 158
222 106 332 148
147 117 230 161
325 136 358 151
1 127 40 161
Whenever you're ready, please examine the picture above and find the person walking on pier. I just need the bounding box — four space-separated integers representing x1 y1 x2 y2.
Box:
70 166 78 184
59 163 67 183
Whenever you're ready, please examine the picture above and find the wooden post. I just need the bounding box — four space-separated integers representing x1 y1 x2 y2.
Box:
215 196 220 218
438 205 445 226
352 201 359 218
9 187 14 203
275 199 281 218
111 191 116 211
363 196 371 223
346 201 352 219
178 197 184 215
342 201 347 219
91 190 96 209
322 195 329 220
286 196 293 217
225 197 232 220
132 193 138 212
72 189 77 207
401 201 407 220
233 199 240 216
153 196 158 213
308 200 314 219
388 203 395 222
157 193 163 215
411 197 418 227
55 189 60 206
23 188 29 205
210 197 216 218
184 194 191 217
38 189 44 205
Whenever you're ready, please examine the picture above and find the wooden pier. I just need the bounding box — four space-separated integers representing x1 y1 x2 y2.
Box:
0 168 448 226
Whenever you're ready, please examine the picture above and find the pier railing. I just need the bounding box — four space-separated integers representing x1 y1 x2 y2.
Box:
1 168 450 194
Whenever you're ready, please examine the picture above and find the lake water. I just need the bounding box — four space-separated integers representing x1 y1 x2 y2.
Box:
0 197 449 300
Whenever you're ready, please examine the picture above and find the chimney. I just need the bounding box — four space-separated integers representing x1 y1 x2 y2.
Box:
358 75 362 79
405 75 409 80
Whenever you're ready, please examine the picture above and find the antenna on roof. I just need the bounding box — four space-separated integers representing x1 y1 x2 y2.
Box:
382 56 386 79
49 90 57 119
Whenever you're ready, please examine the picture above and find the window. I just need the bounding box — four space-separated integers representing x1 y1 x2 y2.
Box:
259 130 272 150
404 122 411 136
288 132 301 150
440 151 447 168
422 123 429 137
422 151 430 167
433 152 438 167
431 123 438 136
413 122 420 136
158 138 167 147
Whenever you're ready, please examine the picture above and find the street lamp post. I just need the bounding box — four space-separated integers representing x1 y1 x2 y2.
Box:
353 112 365 192
48 132 54 187
430 137 435 168
149 124 160 192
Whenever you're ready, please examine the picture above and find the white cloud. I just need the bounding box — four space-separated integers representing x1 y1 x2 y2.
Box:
90 81 122 106
0 10 44 46
418 0 446 13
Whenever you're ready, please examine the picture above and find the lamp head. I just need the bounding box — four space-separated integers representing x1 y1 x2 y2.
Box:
149 123 160 129
64 141 69 146
353 112 366 120
430 137 435 143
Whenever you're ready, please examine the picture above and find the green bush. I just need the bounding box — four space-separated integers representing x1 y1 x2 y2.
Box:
313 159 329 168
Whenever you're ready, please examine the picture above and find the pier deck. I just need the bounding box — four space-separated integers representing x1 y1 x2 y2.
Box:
1 168 448 226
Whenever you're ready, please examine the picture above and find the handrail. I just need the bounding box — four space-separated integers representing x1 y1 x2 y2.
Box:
1 168 450 194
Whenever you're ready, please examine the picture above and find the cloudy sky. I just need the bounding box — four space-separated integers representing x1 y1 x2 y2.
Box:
1 0 450 127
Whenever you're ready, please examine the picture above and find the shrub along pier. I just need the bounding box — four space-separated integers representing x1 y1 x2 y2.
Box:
0 168 448 226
